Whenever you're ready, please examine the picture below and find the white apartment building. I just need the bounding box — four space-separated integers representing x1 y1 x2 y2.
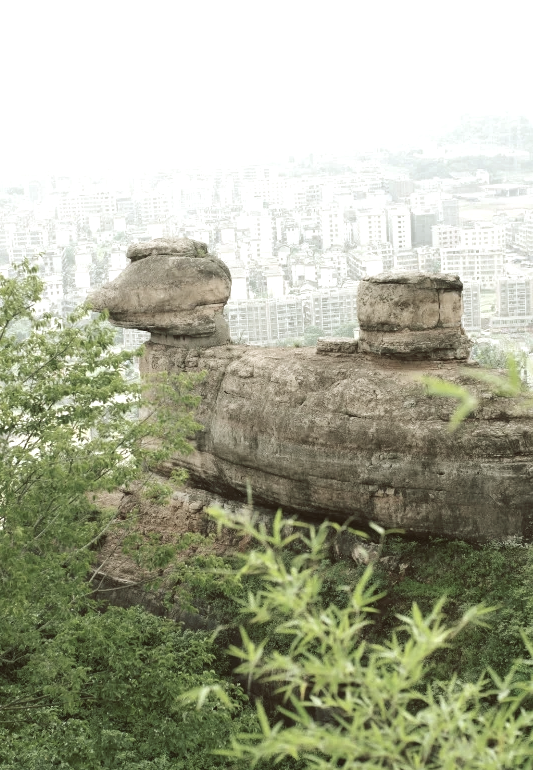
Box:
286 225 301 246
347 247 384 278
320 208 344 250
228 264 248 301
391 251 422 272
134 193 171 226
225 287 359 344
356 209 387 246
325 248 348 283
496 277 533 318
319 265 337 289
57 189 117 224
42 273 64 306
414 247 441 272
265 263 285 298
307 288 359 336
291 261 316 287
249 212 273 245
386 206 412 252
225 296 305 344
440 248 504 287
461 224 505 251
123 328 151 350
108 249 128 281
515 212 533 256
432 225 462 249
462 281 481 330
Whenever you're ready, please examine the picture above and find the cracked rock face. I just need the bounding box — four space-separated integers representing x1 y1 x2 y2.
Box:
89 238 231 345
357 273 471 360
143 344 533 543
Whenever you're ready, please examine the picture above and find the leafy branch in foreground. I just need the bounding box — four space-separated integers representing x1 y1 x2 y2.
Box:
193 508 533 769
0 260 203 687
421 353 531 431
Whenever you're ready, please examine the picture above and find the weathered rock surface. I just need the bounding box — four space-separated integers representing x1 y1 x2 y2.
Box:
317 337 358 355
126 237 210 262
142 343 533 543
91 247 532 543
357 273 471 360
89 237 231 344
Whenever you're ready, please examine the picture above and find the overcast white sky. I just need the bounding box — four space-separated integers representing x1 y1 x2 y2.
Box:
1 0 531 179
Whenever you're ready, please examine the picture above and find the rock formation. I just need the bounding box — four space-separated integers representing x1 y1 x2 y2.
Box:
89 238 533 543
90 237 231 348
357 273 471 360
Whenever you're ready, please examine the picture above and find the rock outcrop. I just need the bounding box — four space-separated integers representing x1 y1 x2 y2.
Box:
89 237 231 347
143 343 533 542
90 238 533 543
357 273 471 360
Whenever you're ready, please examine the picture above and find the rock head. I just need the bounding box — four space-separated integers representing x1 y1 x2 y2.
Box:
89 237 232 347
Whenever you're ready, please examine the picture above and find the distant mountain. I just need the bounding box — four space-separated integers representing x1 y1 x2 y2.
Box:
440 115 533 154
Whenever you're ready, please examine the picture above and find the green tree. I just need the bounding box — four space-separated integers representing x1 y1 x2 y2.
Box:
303 325 324 346
0 262 257 767
0 607 256 770
332 322 357 337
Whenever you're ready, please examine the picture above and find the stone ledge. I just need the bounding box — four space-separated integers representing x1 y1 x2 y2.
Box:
358 328 472 360
316 337 359 354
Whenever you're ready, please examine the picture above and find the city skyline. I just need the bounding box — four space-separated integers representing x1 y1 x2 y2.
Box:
2 0 532 179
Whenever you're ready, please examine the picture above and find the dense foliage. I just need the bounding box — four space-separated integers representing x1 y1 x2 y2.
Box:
0 262 257 768
199 510 533 769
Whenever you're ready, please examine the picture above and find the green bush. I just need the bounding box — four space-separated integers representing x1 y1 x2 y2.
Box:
0 607 258 770
195 510 533 769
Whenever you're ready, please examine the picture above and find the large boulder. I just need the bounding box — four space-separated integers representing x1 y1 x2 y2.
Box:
143 343 533 543
357 273 471 360
89 237 231 346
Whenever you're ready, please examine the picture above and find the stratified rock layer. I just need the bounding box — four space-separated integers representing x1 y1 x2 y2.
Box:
142 343 533 542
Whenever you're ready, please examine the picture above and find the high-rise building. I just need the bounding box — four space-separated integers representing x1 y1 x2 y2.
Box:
225 296 305 344
441 199 461 227
411 209 439 247
308 287 359 336
490 277 533 329
440 248 504 287
462 282 481 330
496 278 533 317
356 209 387 245
515 212 533 256
320 208 344 250
225 287 359 344
386 206 412 252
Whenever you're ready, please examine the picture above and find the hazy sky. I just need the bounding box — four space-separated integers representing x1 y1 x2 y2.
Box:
1 0 531 179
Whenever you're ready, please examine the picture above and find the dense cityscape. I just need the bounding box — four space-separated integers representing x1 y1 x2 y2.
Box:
2 114 533 361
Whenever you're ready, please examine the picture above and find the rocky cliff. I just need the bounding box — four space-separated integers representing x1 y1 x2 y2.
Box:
90 238 533 543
